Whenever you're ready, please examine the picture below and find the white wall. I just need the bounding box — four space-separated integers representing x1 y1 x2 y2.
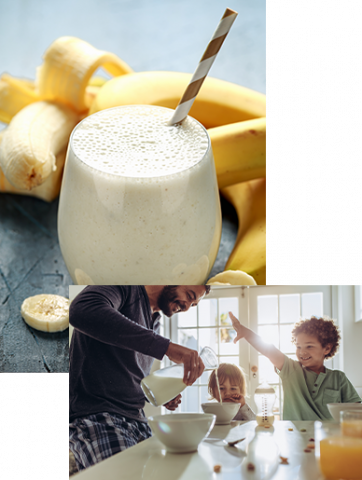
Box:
335 286 362 397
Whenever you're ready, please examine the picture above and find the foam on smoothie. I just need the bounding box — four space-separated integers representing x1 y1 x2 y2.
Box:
71 105 209 178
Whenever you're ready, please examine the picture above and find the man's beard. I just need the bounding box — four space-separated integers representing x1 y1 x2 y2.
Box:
157 286 180 317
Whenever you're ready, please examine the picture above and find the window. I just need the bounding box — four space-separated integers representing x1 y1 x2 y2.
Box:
165 288 242 413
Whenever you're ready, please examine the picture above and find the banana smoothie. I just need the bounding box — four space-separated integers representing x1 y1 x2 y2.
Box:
58 105 221 285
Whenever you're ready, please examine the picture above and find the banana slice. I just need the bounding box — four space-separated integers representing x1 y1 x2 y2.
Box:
21 294 70 332
207 270 257 286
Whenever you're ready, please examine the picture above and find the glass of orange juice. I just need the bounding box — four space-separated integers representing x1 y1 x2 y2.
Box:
341 411 362 438
315 421 362 480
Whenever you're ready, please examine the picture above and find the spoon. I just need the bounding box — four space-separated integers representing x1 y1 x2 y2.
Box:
227 437 246 447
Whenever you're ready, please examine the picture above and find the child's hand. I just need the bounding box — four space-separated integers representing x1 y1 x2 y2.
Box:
163 394 182 410
229 312 247 344
223 393 246 407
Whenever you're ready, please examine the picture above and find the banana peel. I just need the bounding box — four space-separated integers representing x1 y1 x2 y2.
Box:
36 36 133 113
0 74 41 124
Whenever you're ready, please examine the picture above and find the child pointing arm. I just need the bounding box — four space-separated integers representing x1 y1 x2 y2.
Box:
230 311 361 421
229 312 285 370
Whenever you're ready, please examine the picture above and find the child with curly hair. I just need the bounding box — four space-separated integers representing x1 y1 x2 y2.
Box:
229 313 361 421
208 363 256 421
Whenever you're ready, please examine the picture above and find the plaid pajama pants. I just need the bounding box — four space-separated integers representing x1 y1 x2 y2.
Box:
69 412 152 471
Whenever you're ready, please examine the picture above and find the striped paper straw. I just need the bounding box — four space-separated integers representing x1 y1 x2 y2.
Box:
168 7 238 126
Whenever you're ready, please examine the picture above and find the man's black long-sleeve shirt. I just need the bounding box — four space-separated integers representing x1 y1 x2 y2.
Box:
69 286 170 422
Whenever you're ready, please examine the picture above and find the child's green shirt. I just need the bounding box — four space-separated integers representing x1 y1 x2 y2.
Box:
276 355 361 421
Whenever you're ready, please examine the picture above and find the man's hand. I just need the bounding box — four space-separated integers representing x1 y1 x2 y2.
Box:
223 393 246 408
165 342 204 386
163 394 182 411
229 312 248 344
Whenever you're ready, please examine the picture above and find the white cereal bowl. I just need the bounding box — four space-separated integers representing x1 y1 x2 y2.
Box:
327 403 362 422
201 402 240 425
148 413 216 453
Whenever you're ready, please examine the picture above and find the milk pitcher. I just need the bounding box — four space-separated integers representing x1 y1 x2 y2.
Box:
141 346 218 407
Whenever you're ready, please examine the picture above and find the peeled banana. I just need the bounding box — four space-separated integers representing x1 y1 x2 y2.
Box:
209 117 266 189
21 294 70 333
36 36 133 112
89 71 266 129
207 270 257 285
0 100 79 190
0 131 66 202
221 178 266 285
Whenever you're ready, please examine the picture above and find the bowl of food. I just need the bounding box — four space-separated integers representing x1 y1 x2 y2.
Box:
148 413 216 453
201 402 240 425
327 403 362 422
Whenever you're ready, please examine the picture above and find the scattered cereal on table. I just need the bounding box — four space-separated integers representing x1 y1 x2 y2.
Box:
264 425 270 428
247 463 255 471
300 429 306 432
304 448 311 453
213 465 221 473
288 428 293 431
309 438 315 442
280 456 289 465
307 443 315 449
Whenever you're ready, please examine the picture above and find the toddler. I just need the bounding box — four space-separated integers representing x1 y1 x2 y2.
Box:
230 312 361 421
208 363 256 421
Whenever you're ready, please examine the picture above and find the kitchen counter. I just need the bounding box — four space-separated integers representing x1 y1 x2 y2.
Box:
73 420 323 480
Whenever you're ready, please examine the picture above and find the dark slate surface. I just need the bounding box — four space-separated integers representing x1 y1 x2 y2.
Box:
0 0 265 372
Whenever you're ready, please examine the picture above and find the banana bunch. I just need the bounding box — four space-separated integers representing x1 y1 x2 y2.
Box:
90 70 266 129
0 36 133 196
209 117 266 190
220 178 266 285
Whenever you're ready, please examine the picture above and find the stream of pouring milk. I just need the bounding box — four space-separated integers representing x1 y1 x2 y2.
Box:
215 367 222 404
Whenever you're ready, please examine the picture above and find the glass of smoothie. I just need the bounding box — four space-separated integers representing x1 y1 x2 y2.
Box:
57 105 221 285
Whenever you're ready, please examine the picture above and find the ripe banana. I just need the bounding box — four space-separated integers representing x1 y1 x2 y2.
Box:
0 74 40 124
36 36 133 112
221 178 266 285
21 294 70 333
89 71 266 129
0 100 79 190
207 270 257 285
209 117 266 189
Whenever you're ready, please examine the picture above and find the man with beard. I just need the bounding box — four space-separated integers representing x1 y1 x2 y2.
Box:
69 285 210 471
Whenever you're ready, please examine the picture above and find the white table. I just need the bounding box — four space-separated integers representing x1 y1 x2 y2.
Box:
74 420 324 480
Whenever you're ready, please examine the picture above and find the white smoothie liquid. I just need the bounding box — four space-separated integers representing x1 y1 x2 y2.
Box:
256 415 275 426
141 368 187 407
58 105 221 285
